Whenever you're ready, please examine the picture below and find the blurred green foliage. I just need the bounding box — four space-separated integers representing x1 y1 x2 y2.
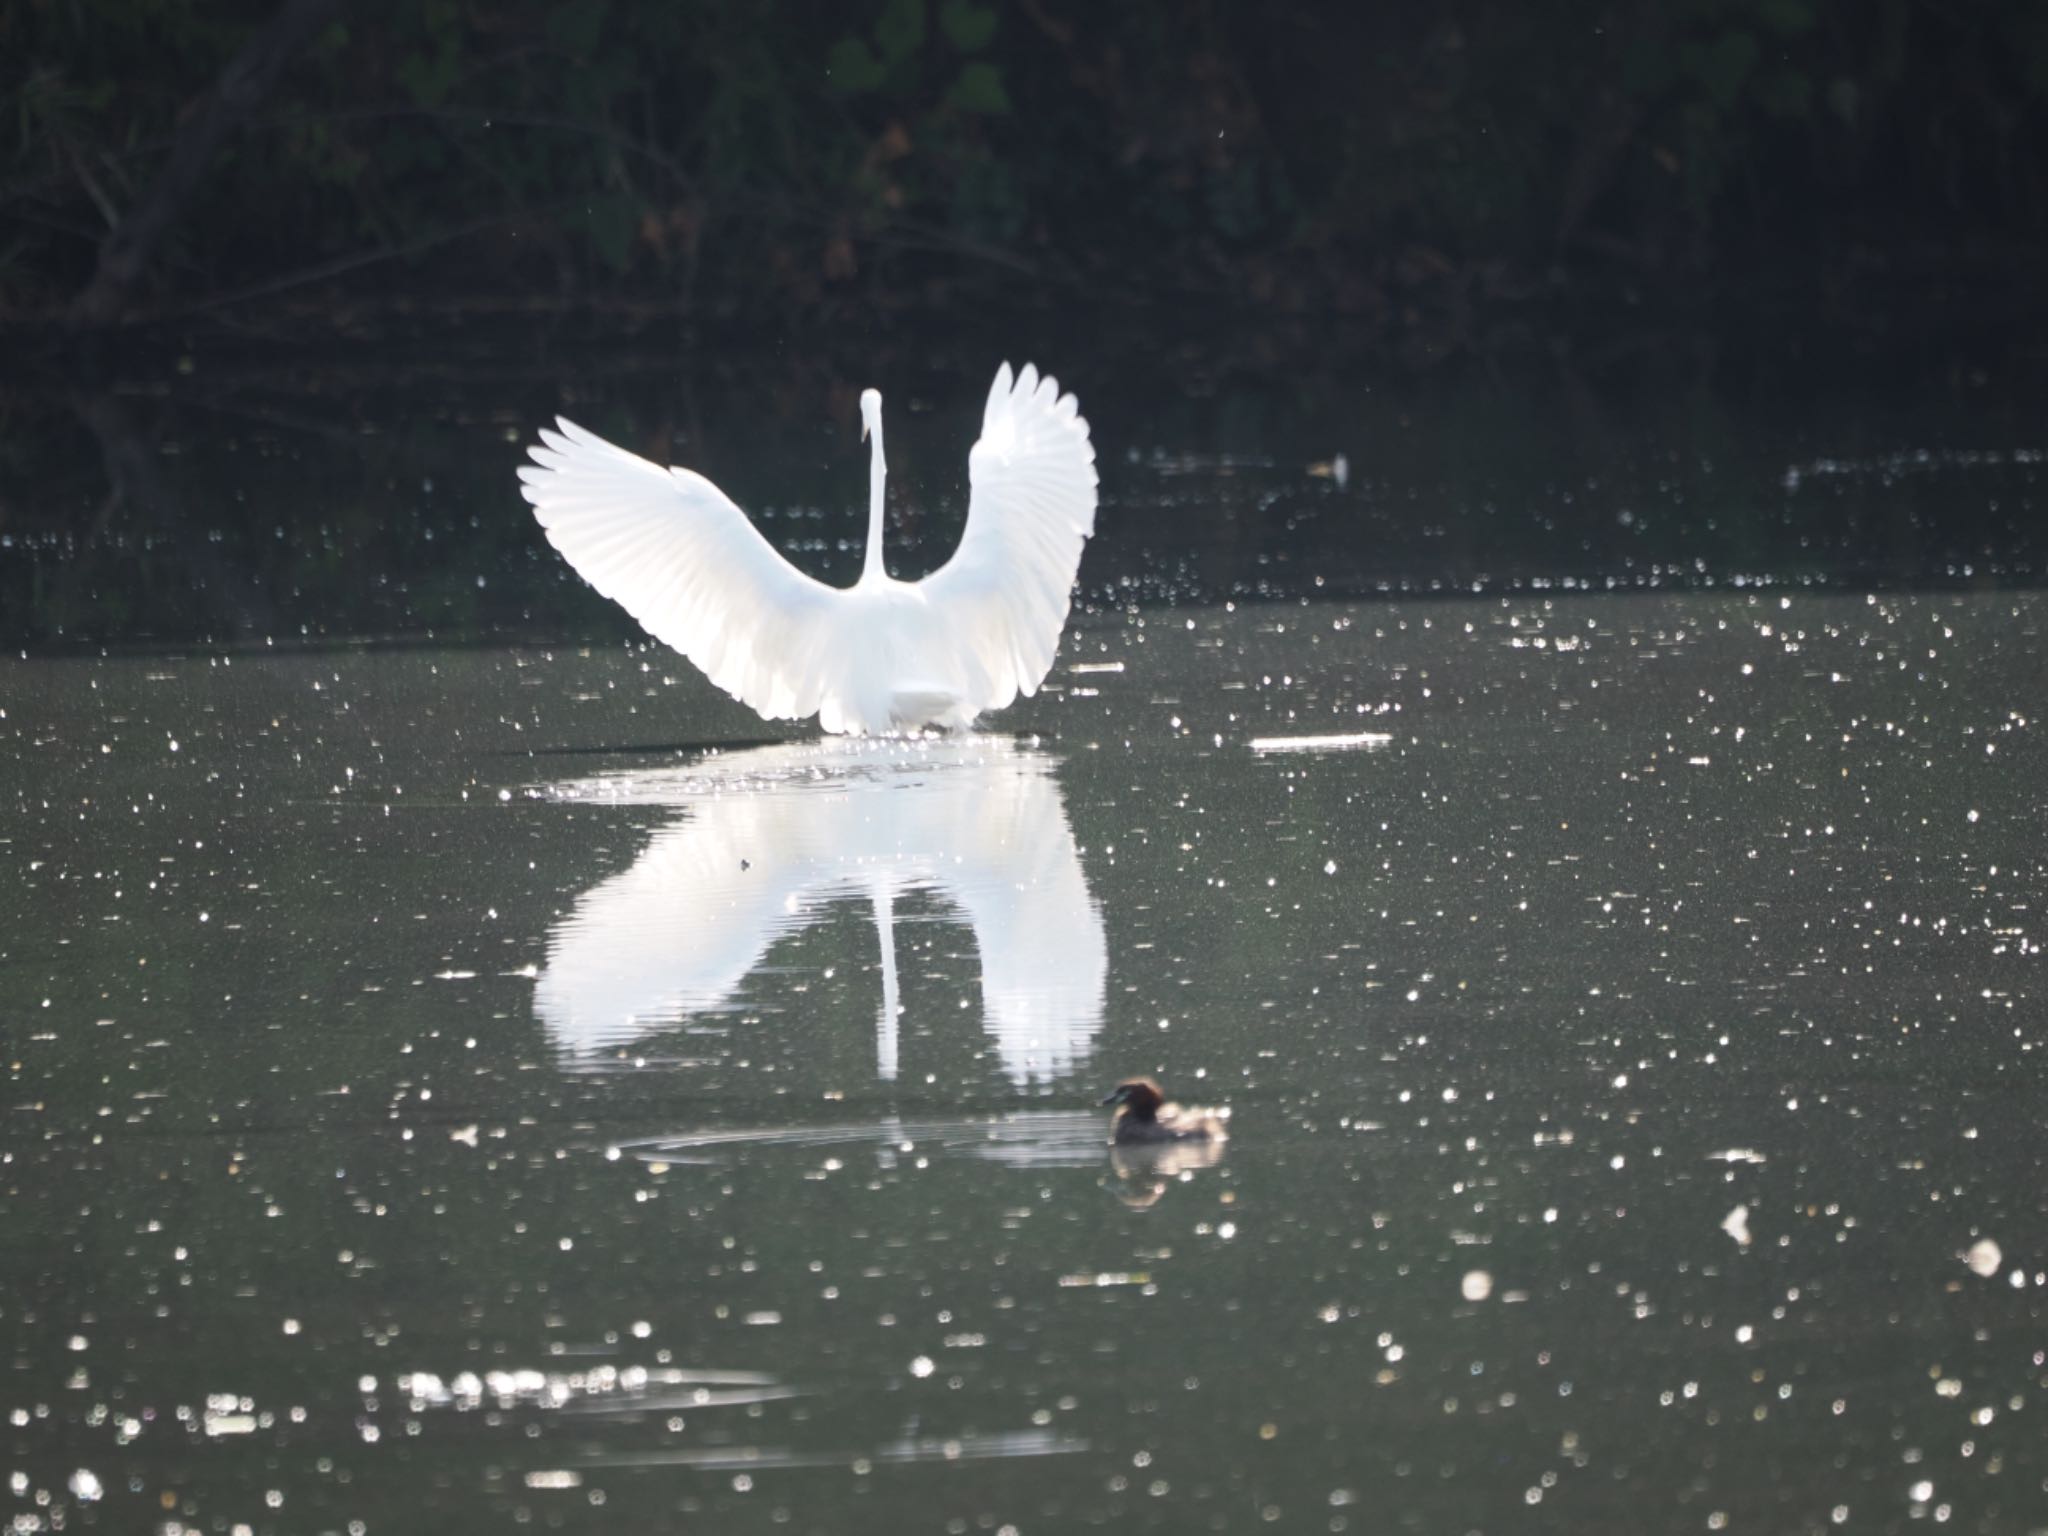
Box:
0 0 2044 325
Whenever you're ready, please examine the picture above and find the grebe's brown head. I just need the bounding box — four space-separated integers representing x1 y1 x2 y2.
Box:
1101 1078 1166 1117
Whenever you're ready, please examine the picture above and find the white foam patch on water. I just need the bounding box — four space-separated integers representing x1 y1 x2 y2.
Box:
1248 731 1392 754
393 1365 796 1414
1721 1205 1752 1247
1964 1238 2002 1277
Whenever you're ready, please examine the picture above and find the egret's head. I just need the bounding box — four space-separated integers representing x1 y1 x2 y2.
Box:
859 388 883 440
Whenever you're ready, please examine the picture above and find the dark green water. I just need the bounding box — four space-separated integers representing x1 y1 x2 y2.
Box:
5 580 2046 1533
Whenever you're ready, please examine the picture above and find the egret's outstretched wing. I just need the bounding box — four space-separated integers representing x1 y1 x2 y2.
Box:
918 363 1098 711
519 420 844 721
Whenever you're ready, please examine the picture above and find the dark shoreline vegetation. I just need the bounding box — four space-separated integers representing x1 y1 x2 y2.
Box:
2 0 2044 651
4 0 2046 351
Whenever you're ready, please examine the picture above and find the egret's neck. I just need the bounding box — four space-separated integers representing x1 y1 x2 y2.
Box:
862 416 888 584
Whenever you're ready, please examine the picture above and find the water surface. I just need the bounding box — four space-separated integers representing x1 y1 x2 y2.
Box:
5 583 2044 1533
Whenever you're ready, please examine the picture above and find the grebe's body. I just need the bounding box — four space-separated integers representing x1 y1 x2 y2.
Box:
1101 1078 1228 1145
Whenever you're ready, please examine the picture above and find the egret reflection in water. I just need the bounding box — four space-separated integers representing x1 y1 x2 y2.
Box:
533 737 1105 1083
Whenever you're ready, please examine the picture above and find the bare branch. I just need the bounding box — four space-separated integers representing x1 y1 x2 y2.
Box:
69 0 346 327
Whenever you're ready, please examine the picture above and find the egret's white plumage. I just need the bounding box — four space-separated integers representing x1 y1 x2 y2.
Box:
519 363 1097 734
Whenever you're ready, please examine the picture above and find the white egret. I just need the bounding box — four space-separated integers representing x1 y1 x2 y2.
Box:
519 363 1098 735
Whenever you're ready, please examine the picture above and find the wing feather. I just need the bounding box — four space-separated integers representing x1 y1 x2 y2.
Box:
519 419 844 721
917 363 1098 712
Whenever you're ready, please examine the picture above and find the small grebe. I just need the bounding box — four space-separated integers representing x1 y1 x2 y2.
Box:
1101 1078 1228 1145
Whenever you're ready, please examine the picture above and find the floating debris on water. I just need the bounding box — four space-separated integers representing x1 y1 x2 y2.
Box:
1964 1238 2003 1278
1247 731 1393 755
1307 454 1349 489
